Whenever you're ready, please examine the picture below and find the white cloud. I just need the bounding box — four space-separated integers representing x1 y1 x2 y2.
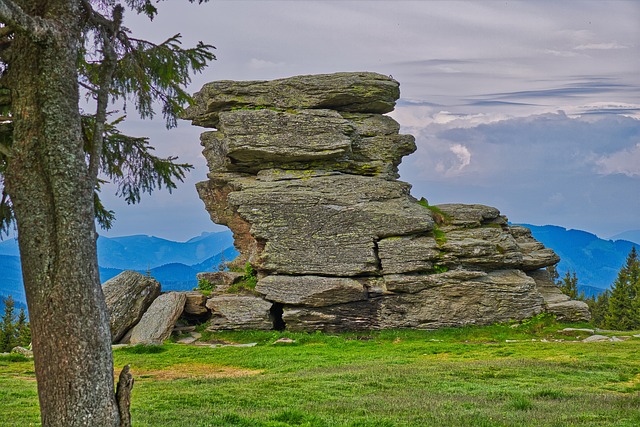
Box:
574 42 628 50
597 143 640 177
450 144 471 171
248 58 286 70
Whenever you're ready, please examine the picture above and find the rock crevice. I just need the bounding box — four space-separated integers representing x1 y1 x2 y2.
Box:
185 72 589 331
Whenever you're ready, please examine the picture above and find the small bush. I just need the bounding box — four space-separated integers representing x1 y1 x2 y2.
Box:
196 278 215 295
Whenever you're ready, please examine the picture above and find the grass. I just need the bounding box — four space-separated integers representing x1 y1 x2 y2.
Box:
1 318 639 426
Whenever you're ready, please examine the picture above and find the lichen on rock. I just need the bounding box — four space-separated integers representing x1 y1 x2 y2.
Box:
185 71 589 331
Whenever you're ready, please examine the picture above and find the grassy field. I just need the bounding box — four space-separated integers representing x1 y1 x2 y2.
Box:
1 316 639 426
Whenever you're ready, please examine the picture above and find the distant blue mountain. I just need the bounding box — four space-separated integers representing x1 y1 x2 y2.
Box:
0 231 238 308
609 229 640 245
3 225 636 309
96 231 235 270
522 224 638 294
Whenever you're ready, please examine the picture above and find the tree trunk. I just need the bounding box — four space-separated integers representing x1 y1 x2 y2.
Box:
3 1 120 425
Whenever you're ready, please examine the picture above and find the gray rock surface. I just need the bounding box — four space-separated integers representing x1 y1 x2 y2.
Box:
206 295 273 330
527 269 591 322
102 270 161 343
182 72 400 127
185 72 587 331
129 292 186 345
182 291 209 316
257 275 368 307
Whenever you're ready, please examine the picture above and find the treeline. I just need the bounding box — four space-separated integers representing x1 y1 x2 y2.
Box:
0 295 31 352
555 247 640 330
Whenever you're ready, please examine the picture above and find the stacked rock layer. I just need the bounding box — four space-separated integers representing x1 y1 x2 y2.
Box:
183 72 590 332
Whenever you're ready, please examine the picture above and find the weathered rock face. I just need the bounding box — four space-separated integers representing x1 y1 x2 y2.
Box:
129 292 186 345
185 72 588 331
102 270 161 343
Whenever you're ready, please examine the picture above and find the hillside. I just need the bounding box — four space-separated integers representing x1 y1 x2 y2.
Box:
610 229 640 245
2 225 637 309
0 231 238 306
523 224 638 295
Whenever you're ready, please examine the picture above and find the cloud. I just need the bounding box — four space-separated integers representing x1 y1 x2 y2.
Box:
575 42 628 50
248 58 286 70
597 143 640 177
450 144 471 171
398 111 640 236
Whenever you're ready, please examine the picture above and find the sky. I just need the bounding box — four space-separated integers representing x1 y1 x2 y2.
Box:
96 0 639 242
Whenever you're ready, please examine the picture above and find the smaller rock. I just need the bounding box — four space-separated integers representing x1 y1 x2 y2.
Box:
206 295 273 330
182 291 209 316
435 204 504 228
102 270 161 343
130 292 187 345
256 275 367 307
582 335 613 343
10 346 33 358
273 337 296 344
561 328 595 334
546 300 591 323
175 332 202 345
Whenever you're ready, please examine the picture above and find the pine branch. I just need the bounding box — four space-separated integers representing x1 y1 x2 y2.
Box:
87 5 124 187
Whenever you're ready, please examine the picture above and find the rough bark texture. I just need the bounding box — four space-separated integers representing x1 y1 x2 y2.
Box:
2 1 120 425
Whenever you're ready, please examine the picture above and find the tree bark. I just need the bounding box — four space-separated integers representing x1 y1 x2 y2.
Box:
3 1 120 425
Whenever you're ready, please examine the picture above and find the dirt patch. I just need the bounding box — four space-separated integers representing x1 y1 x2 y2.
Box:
116 363 262 381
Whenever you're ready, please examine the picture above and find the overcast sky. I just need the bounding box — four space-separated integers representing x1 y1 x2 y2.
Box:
98 0 640 241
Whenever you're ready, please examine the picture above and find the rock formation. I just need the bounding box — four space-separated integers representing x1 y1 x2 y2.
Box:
129 292 187 345
182 72 590 332
102 270 161 343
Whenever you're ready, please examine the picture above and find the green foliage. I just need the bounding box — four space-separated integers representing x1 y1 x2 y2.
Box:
227 262 258 294
586 247 640 330
417 197 451 225
0 296 18 353
603 247 640 330
431 264 449 274
432 226 447 246
0 0 216 234
557 270 585 301
196 278 215 296
15 309 30 348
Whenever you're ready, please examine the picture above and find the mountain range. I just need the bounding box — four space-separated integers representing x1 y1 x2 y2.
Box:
0 231 238 310
1 226 638 311
519 225 638 297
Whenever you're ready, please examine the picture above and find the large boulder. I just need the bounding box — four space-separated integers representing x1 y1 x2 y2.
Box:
185 72 587 331
129 292 186 345
102 270 160 343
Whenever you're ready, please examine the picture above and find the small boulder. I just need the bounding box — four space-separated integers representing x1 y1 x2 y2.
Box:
102 270 161 343
256 275 368 307
206 295 273 330
11 346 33 358
182 291 209 316
129 292 187 345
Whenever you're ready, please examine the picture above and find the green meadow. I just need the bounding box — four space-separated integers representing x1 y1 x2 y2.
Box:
1 316 639 426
